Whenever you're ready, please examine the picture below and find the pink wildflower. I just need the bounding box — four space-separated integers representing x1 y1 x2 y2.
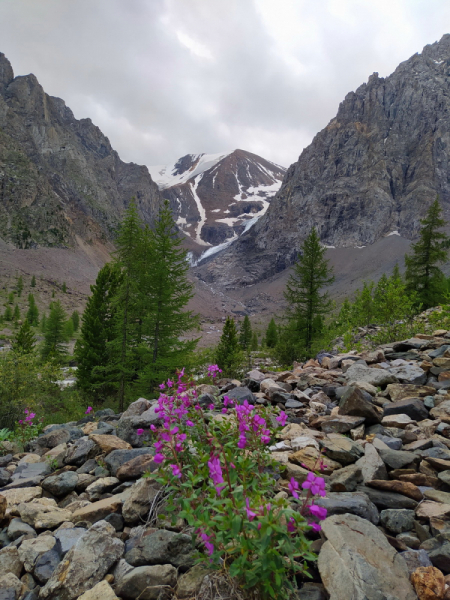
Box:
170 464 182 478
276 411 288 427
302 472 326 497
136 428 144 436
288 477 299 499
245 498 256 522
85 407 93 414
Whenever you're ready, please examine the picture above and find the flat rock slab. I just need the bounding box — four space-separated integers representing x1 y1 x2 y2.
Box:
318 513 417 600
345 364 398 387
314 492 379 525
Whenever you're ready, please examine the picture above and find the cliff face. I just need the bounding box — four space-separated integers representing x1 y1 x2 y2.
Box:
195 34 450 287
149 149 285 250
0 53 161 248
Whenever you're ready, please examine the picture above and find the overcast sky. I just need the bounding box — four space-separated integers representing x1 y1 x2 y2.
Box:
0 0 449 169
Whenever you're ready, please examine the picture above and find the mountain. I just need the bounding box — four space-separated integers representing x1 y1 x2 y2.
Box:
149 150 285 258
195 34 450 288
0 52 161 250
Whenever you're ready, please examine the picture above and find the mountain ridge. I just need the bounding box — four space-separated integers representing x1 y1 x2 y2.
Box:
195 34 450 288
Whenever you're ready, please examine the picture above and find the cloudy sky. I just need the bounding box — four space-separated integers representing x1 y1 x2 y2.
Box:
0 0 449 169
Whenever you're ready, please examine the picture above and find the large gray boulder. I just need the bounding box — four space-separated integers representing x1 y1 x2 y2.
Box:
318 513 417 600
345 364 398 388
39 521 124 600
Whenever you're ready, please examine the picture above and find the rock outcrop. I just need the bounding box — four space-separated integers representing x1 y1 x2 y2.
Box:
196 34 450 288
0 53 162 249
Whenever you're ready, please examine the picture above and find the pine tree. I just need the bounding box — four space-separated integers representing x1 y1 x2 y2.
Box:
265 318 278 348
26 294 39 326
71 310 80 332
40 314 47 333
41 301 67 362
239 316 252 351
3 306 12 321
216 317 242 377
17 276 23 297
12 319 36 355
137 200 197 393
8 292 14 304
283 228 334 353
405 198 449 309
31 275 36 288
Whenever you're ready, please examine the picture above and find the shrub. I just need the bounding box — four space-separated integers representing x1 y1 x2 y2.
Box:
140 368 327 599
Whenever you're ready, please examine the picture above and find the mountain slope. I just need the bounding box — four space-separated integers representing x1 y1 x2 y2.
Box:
196 34 450 287
149 149 285 256
0 52 162 249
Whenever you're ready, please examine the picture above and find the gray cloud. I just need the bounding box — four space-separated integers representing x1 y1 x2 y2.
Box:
0 0 449 168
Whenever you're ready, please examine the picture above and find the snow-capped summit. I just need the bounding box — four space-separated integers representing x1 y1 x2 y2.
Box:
148 149 286 259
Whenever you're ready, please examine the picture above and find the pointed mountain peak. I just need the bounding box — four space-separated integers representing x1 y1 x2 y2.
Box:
0 53 14 94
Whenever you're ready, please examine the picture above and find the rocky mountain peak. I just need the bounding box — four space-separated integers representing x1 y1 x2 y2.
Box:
195 34 450 288
0 52 162 250
0 52 13 94
149 149 286 259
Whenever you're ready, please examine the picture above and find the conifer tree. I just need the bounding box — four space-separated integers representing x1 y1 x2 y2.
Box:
265 318 278 348
3 306 12 321
12 319 36 355
17 276 23 297
405 198 449 309
239 316 252 351
215 317 242 377
8 292 14 304
26 294 39 326
63 318 74 340
106 200 146 410
31 275 36 288
40 314 47 333
283 228 334 353
13 304 20 322
75 263 121 399
71 310 80 332
41 301 67 362
251 331 258 351
137 200 197 393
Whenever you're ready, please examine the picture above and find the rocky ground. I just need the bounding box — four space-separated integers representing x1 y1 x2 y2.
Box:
4 328 450 598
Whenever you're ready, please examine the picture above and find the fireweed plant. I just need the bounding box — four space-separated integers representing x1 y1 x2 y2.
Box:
139 366 328 599
15 408 44 445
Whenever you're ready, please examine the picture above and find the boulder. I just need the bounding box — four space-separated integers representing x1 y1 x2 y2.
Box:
65 439 98 466
355 443 388 482
71 496 122 525
122 478 162 525
366 480 423 502
319 434 363 465
125 529 196 570
383 398 429 421
88 435 131 454
379 509 415 534
345 364 398 388
176 564 210 599
76 581 119 600
356 485 418 510
410 566 445 600
115 565 177 600
288 447 341 474
0 546 23 578
329 464 362 492
0 573 23 600
378 448 419 470
314 492 379 525
39 521 124 600
318 513 417 600
338 386 382 424
18 535 56 573
41 472 78 497
389 364 427 385
320 415 365 434
222 386 256 405
104 448 153 477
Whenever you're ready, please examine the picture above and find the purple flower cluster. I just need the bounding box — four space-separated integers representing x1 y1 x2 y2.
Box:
208 455 226 495
287 472 327 532
207 364 222 379
234 399 271 449
18 408 36 426
85 406 93 414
